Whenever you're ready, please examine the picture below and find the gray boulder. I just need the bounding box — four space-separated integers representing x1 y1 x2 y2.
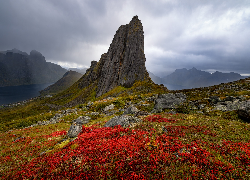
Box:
103 104 115 112
103 115 142 128
237 100 250 122
134 111 149 117
152 93 186 113
123 105 139 115
209 96 220 104
73 116 90 124
67 116 90 138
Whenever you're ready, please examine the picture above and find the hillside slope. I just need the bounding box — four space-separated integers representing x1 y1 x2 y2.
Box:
40 70 83 96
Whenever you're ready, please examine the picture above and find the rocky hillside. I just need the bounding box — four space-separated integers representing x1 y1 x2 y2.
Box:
0 49 67 87
162 67 243 88
1 75 250 179
39 70 83 96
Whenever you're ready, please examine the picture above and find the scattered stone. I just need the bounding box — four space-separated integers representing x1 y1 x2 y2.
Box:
237 100 250 122
134 111 149 117
73 116 91 125
209 96 220 104
123 105 139 115
103 104 115 112
66 109 74 114
224 96 235 102
87 101 94 107
67 116 90 138
103 115 142 128
167 110 177 114
152 93 186 113
198 104 206 110
90 112 99 116
105 110 119 116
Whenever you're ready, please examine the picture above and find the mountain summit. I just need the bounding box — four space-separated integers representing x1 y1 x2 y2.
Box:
50 16 160 107
78 15 151 97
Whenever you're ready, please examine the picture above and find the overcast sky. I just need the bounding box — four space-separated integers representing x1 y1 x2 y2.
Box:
1 0 250 77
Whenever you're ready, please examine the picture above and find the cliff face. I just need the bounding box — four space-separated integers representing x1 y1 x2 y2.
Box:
78 16 150 97
96 16 148 96
0 49 67 87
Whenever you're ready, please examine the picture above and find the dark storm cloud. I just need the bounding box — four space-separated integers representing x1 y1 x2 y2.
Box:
0 0 250 76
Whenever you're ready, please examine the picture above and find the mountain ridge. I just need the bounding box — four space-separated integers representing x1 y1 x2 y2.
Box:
0 49 67 87
148 68 245 89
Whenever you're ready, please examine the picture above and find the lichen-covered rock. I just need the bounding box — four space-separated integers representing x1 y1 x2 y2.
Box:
123 105 139 115
103 104 115 112
152 93 186 113
237 100 250 122
67 116 90 138
103 115 142 128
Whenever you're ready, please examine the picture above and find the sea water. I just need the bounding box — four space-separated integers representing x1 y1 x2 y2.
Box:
0 83 53 106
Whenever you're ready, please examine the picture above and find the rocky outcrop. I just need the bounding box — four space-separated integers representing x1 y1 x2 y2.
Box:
0 49 67 87
77 16 151 98
96 16 149 96
123 105 139 115
103 115 142 128
40 70 83 96
152 93 187 113
67 116 90 138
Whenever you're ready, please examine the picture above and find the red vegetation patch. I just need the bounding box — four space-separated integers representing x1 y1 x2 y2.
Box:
6 124 247 179
164 125 217 137
145 115 178 123
46 130 67 138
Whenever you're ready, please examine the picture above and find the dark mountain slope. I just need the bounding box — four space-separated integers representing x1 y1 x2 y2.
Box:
40 70 83 96
0 49 67 87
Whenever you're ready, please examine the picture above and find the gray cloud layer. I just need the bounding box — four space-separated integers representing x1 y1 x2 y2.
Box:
1 0 250 77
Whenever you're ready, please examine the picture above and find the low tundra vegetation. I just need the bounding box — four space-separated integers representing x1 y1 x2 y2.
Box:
1 79 250 179
1 112 249 179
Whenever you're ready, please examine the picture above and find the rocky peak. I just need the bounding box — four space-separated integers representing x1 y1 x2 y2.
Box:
77 16 151 98
29 50 45 62
95 15 149 97
30 50 43 57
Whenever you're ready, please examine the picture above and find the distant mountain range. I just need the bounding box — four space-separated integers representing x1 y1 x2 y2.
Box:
0 49 67 87
148 67 246 89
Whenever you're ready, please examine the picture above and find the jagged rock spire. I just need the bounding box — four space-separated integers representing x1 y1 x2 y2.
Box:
96 15 149 97
77 16 150 98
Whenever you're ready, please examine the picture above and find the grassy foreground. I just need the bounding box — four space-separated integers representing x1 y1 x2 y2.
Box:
1 109 249 179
